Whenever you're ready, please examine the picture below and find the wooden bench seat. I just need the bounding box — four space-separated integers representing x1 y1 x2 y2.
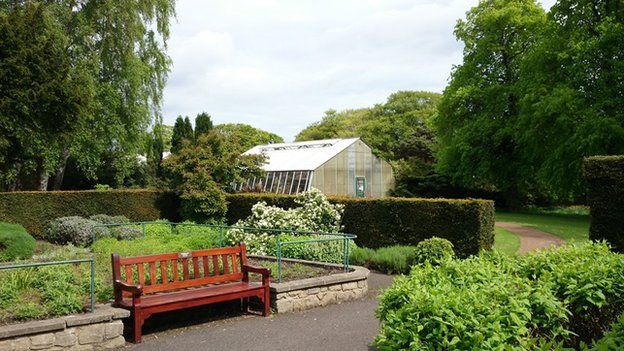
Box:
111 242 270 343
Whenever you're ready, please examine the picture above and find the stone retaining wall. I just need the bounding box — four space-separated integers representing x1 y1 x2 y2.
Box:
0 306 128 351
250 256 369 313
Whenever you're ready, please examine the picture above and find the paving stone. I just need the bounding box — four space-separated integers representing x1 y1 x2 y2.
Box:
77 324 104 345
54 330 77 347
342 282 358 291
0 339 13 351
104 321 123 340
0 319 65 339
29 333 55 350
66 314 111 328
11 338 29 351
100 335 125 350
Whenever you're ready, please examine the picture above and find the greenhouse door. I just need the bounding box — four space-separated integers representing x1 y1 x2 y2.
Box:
355 176 366 197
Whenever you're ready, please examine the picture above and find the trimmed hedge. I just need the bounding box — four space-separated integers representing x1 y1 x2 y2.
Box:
0 190 494 257
225 193 494 257
584 156 624 252
0 190 179 238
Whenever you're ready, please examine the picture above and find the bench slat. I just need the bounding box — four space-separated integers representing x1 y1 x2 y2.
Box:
221 254 229 274
160 261 168 284
125 265 134 284
172 259 179 281
212 255 219 276
182 258 190 280
142 273 245 294
149 262 156 285
202 256 209 277
138 263 145 286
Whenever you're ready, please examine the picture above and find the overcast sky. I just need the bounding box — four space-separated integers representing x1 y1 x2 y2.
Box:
162 0 556 141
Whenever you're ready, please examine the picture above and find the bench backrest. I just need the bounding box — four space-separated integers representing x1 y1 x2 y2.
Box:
112 242 248 296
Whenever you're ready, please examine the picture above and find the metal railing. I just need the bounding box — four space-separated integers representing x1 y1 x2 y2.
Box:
92 221 356 282
0 258 95 312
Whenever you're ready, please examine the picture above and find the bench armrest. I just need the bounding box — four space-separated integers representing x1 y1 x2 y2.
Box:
242 264 271 277
114 280 143 295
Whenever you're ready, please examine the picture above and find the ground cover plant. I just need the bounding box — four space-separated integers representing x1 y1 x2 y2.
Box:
496 210 590 242
375 242 624 350
0 222 35 261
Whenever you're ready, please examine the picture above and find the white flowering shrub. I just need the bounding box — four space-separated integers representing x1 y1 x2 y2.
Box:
225 188 349 259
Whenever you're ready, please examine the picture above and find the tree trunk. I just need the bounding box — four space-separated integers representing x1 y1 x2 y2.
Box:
38 169 49 191
52 147 70 190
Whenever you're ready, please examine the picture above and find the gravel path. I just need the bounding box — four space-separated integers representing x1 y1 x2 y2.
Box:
124 273 395 351
496 221 566 253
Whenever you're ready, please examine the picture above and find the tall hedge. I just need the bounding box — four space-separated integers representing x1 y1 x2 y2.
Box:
584 156 624 252
0 190 179 238
225 193 495 257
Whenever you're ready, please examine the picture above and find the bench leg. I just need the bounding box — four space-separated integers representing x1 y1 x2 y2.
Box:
242 297 249 313
132 309 143 343
263 287 270 317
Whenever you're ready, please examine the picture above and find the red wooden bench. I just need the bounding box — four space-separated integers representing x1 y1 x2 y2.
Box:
111 242 270 343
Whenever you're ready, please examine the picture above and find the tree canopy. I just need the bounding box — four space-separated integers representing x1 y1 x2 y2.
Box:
215 123 284 153
0 0 175 191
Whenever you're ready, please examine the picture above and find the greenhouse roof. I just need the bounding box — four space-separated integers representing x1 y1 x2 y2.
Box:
243 137 360 171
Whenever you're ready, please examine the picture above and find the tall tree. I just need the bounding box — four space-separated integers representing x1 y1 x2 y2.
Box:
215 123 284 153
435 0 546 204
194 112 214 141
0 0 175 191
518 0 624 201
295 109 373 141
171 116 194 154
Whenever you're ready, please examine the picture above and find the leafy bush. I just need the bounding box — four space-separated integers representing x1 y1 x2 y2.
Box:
44 217 106 247
412 237 455 266
584 155 624 252
0 222 35 261
375 243 624 350
350 246 417 274
88 214 130 225
226 192 495 257
225 189 344 256
587 313 624 350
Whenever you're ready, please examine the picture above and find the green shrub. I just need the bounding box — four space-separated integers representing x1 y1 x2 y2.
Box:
88 214 130 225
375 242 624 350
0 190 179 238
44 217 107 247
412 237 455 266
350 245 417 274
584 156 624 252
0 222 36 261
226 193 494 257
587 313 624 350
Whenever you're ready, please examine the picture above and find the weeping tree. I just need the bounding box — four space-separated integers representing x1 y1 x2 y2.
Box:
0 0 175 190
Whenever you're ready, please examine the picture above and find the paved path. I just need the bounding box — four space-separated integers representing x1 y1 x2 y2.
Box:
496 221 565 253
125 273 394 351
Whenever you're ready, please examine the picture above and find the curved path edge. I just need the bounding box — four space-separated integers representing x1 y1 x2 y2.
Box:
495 221 566 254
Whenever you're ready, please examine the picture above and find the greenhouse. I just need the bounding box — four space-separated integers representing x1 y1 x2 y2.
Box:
239 138 394 197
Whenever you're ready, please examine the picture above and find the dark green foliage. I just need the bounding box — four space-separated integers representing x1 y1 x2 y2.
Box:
194 112 213 140
225 193 495 258
584 156 624 252
171 116 194 154
0 190 180 238
588 313 624 351
0 222 35 261
375 243 624 350
412 237 455 266
45 216 105 247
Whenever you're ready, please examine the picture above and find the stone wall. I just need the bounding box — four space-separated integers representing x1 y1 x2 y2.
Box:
0 306 128 351
259 257 369 313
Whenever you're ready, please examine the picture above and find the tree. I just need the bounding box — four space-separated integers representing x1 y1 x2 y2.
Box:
517 0 624 201
0 2 94 190
215 123 284 153
164 131 265 222
0 0 175 191
434 0 546 204
194 112 214 140
171 116 194 154
295 109 373 141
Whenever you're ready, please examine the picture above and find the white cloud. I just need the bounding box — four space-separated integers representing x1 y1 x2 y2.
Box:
162 0 558 140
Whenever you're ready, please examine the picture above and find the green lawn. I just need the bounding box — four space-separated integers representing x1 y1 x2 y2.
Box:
495 211 590 242
493 227 521 255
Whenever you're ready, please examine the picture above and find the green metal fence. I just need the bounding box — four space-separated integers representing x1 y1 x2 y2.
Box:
0 258 95 312
93 221 356 282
